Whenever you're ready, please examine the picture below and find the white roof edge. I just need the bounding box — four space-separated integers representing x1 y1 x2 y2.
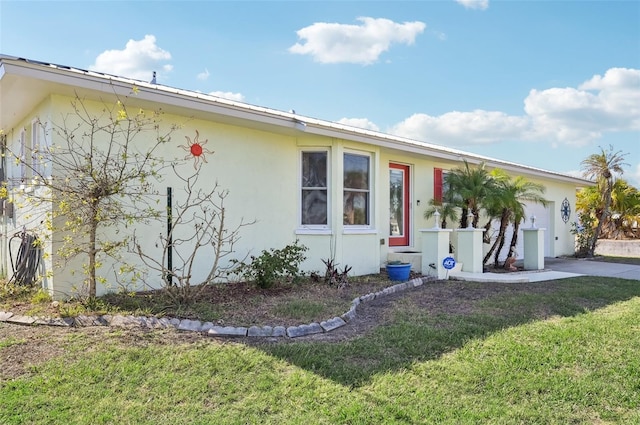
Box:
0 55 594 186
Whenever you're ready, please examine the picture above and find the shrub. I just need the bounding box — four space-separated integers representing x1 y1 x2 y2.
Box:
571 213 597 257
235 241 308 289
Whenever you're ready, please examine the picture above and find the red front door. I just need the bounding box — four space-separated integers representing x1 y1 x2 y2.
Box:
389 163 410 246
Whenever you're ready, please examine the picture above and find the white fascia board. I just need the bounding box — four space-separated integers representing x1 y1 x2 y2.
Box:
0 57 594 187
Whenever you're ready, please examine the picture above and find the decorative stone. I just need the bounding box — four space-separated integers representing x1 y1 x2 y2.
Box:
7 315 36 325
169 318 181 328
34 317 51 325
341 306 357 322
286 323 323 338
207 326 247 337
144 317 160 328
360 293 376 303
109 315 130 327
47 317 73 327
248 326 273 337
158 317 172 328
320 317 346 332
351 297 361 306
272 326 287 337
0 311 14 321
201 322 215 332
178 319 203 332
75 315 102 327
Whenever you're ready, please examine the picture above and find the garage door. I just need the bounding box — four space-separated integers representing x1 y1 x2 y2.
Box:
492 202 551 262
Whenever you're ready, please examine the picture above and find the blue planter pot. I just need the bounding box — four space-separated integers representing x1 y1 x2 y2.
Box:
386 263 411 281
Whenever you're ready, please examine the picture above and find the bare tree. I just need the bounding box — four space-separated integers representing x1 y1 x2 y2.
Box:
11 91 175 298
133 163 253 304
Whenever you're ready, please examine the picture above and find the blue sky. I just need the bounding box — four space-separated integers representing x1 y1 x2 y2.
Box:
2 0 639 186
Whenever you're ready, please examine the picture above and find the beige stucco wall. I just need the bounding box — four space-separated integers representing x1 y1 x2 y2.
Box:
6 91 582 298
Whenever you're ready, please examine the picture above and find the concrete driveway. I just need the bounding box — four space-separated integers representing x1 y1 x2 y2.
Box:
545 257 640 281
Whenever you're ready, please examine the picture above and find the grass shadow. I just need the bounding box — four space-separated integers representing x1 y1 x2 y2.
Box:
251 276 640 388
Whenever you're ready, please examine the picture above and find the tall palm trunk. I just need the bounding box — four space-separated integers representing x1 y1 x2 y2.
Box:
588 180 612 257
483 209 509 265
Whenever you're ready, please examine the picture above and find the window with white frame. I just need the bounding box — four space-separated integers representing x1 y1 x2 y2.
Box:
301 150 328 226
343 152 370 226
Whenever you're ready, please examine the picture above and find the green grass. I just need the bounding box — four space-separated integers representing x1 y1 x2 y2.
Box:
271 299 327 321
1 276 639 424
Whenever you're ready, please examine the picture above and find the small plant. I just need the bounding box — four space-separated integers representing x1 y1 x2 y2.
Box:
30 289 52 304
59 303 87 318
234 241 308 289
571 213 597 257
0 281 38 302
320 259 351 288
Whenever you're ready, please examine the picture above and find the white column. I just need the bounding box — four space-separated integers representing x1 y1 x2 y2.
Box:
455 228 484 273
523 228 545 270
420 228 452 279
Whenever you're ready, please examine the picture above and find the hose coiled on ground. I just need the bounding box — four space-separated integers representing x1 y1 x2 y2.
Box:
9 230 42 286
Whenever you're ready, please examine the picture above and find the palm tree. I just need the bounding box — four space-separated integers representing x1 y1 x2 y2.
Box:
504 177 547 264
423 192 459 229
445 160 496 228
482 171 547 266
606 179 640 239
581 146 628 257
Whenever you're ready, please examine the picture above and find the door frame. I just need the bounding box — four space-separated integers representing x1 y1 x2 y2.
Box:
389 163 410 247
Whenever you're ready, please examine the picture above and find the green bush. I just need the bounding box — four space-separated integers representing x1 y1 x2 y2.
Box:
235 241 308 289
571 212 597 257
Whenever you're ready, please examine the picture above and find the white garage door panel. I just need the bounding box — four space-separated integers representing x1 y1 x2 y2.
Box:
492 202 550 262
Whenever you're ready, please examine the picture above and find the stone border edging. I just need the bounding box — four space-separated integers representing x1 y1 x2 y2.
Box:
0 276 435 339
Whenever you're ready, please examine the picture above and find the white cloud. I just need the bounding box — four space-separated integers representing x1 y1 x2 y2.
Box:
390 110 529 145
289 17 426 65
337 117 380 131
197 68 210 81
387 68 639 149
209 91 245 102
89 35 172 82
524 68 640 146
455 0 489 10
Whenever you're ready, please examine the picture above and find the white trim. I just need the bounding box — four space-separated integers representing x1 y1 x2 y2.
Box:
343 228 378 235
295 228 333 235
0 56 594 188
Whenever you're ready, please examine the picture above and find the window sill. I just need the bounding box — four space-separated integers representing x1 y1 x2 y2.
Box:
343 228 377 235
295 228 333 235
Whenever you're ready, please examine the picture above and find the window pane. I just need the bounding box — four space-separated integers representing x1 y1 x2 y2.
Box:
390 169 404 236
301 151 328 226
343 191 369 225
344 154 369 190
302 189 327 225
302 152 327 188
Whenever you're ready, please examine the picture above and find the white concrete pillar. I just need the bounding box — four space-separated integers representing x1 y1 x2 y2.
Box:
420 228 452 279
523 228 545 270
455 228 484 273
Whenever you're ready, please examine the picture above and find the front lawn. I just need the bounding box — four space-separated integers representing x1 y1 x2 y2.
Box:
1 275 639 424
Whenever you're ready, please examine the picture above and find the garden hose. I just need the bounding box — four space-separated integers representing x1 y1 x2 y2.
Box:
9 230 42 286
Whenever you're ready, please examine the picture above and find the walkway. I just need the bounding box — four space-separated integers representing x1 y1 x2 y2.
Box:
449 257 640 283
